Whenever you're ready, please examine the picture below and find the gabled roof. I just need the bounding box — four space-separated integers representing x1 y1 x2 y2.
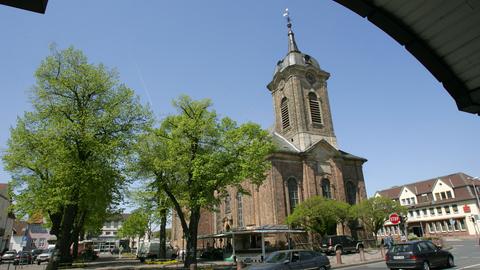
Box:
271 132 300 154
377 172 478 199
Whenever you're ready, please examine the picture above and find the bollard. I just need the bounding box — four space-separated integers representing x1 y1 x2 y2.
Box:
260 255 264 262
335 249 342 265
359 247 366 262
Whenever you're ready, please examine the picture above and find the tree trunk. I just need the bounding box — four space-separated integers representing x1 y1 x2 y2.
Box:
72 211 87 259
57 203 78 264
184 207 200 268
159 210 167 259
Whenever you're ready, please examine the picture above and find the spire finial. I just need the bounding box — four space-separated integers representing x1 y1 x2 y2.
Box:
283 8 299 53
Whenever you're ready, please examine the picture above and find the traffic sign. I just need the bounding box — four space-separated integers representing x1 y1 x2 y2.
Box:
389 213 400 225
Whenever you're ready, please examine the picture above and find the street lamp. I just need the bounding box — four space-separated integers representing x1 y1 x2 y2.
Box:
468 176 480 245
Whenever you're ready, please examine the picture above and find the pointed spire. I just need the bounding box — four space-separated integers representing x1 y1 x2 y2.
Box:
283 8 299 53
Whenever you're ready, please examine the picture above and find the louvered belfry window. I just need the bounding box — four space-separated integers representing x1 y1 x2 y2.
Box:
309 92 322 125
281 97 290 129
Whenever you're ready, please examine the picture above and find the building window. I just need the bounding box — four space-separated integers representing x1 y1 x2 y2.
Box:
280 97 290 130
422 209 427 216
441 192 447 200
454 220 460 231
459 219 466 231
401 199 406 205
288 178 299 213
446 191 453 199
308 92 322 125
431 222 436 233
106 232 111 235
409 211 414 218
452 204 459 213
321 179 331 199
429 208 435 216
436 207 443 215
236 192 243 227
225 194 231 214
436 221 443 232
345 181 357 205
444 206 451 214
415 210 421 216
406 198 411 205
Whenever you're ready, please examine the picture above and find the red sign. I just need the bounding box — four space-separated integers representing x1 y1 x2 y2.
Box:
463 205 471 213
389 213 400 225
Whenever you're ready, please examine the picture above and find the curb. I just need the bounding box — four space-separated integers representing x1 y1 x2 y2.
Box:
332 259 385 269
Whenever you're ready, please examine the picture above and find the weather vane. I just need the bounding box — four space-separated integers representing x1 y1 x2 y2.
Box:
283 8 292 28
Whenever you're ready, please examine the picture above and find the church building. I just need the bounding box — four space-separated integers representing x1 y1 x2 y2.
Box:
171 13 368 251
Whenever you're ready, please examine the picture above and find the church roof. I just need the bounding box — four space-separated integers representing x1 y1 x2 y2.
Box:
339 150 368 162
271 132 300 153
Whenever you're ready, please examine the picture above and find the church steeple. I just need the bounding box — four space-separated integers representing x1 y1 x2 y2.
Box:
283 8 299 53
267 9 338 151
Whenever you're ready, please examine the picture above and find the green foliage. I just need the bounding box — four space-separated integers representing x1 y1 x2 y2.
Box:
2 45 152 263
132 95 274 266
286 196 353 237
351 196 407 238
118 210 149 239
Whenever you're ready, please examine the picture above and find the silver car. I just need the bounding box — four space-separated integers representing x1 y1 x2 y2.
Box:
1 251 17 263
246 250 330 270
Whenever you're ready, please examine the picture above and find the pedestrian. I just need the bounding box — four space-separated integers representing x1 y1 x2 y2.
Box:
118 245 123 259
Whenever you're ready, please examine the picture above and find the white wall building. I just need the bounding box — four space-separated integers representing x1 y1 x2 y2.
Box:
0 184 14 251
375 173 480 238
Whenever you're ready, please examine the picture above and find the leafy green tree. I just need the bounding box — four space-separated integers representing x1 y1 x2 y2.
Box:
118 210 149 240
351 196 407 243
133 96 274 267
287 196 343 237
3 46 151 268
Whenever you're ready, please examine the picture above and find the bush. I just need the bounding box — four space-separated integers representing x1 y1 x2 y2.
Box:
407 233 419 240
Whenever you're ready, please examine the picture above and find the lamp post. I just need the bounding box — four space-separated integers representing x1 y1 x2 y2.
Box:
468 177 480 245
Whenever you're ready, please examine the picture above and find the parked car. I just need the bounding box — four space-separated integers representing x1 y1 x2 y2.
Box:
200 248 223 260
36 249 54 265
246 250 330 270
1 251 17 263
137 241 176 262
31 249 45 261
14 251 33 265
320 235 364 255
385 240 454 270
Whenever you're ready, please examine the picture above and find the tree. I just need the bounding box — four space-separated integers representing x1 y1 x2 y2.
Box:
117 210 149 240
133 95 274 267
351 196 407 244
2 46 151 268
286 196 346 237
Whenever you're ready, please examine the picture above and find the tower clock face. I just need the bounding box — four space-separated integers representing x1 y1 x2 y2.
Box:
306 72 316 84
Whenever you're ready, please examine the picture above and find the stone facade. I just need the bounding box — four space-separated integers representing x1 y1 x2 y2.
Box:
171 21 368 250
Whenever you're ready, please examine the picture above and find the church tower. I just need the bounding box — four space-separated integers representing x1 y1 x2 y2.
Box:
267 10 337 151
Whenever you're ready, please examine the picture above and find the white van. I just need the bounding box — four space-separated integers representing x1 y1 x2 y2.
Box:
137 241 176 261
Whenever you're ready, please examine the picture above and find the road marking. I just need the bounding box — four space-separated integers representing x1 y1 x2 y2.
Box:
457 263 480 269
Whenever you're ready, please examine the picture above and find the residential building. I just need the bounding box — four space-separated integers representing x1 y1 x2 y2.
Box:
0 184 14 252
88 214 130 251
375 172 480 238
10 220 51 251
171 13 369 249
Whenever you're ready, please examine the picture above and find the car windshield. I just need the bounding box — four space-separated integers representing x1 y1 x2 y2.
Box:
265 251 289 263
390 244 413 253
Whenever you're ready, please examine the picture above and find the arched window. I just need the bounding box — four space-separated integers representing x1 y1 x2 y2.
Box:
236 193 243 227
308 92 322 125
281 97 290 129
225 194 231 214
287 177 299 213
322 179 331 199
346 181 357 205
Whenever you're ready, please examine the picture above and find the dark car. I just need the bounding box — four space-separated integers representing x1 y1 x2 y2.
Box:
385 240 454 270
14 251 33 265
246 250 330 270
31 249 45 261
200 248 223 260
320 235 363 255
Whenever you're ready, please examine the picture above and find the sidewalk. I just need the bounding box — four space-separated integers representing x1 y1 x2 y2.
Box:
329 249 384 269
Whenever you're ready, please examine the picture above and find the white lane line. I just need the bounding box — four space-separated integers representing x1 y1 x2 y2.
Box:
457 263 480 269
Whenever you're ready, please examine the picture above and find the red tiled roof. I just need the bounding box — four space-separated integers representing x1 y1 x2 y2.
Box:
377 172 478 199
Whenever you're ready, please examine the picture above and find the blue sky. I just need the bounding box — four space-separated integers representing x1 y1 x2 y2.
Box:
0 1 479 197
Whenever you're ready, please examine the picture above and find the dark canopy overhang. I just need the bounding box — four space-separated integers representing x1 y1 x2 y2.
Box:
334 0 480 115
0 0 48 14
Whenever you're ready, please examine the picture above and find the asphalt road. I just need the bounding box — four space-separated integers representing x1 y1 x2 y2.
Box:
340 239 480 270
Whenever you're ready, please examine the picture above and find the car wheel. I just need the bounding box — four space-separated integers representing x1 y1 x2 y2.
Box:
447 255 454 267
422 261 430 270
318 266 327 270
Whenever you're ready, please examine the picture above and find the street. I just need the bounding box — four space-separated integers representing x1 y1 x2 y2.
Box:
341 239 480 270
